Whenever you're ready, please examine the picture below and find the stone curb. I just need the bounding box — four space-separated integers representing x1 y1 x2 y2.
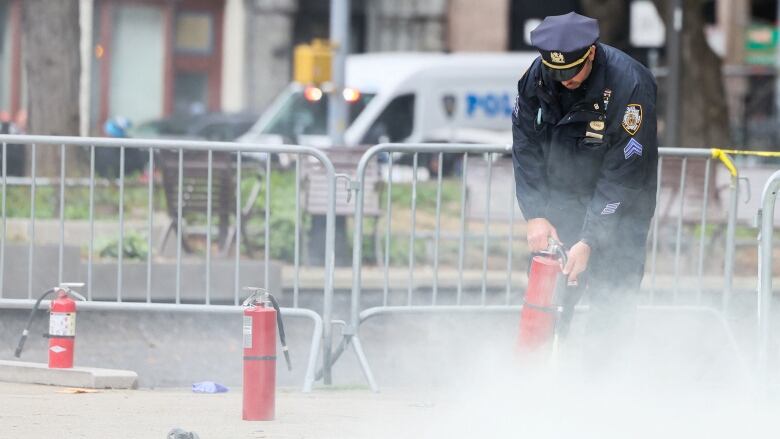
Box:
0 360 138 389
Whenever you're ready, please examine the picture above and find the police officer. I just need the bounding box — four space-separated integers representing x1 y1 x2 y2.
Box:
512 12 658 351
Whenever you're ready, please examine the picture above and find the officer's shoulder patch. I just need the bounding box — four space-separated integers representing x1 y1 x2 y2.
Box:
624 138 643 159
621 104 642 135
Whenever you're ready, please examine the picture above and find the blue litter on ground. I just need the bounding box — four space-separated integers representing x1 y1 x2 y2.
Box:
191 381 229 393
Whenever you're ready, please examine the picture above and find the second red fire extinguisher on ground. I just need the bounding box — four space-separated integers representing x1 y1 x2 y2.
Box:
14 283 86 368
242 287 292 421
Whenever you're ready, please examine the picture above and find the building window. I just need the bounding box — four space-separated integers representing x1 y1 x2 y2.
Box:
110 3 165 124
175 12 213 54
174 71 208 115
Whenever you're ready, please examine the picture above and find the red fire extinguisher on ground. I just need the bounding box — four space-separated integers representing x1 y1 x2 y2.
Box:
14 283 86 368
517 241 568 352
242 287 292 421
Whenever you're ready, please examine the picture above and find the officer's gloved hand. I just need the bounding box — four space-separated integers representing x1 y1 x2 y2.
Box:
527 218 559 252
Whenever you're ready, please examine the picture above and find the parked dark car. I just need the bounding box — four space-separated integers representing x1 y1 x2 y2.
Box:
95 112 258 178
129 112 258 142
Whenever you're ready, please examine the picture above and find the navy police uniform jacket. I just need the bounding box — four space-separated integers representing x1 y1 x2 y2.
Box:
512 43 658 285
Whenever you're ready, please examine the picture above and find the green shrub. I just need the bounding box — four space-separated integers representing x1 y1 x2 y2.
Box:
97 231 149 260
239 170 308 261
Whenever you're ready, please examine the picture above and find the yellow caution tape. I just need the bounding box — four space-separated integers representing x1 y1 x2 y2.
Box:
715 148 780 158
710 148 780 177
711 149 739 177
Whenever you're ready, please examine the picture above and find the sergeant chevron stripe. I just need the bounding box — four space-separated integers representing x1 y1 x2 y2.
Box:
601 202 621 215
624 138 643 159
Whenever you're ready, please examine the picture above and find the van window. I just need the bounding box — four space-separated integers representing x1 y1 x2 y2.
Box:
261 91 374 142
362 94 415 144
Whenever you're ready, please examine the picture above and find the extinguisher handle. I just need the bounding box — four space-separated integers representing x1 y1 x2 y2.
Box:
553 245 568 268
267 294 292 371
64 289 87 302
241 287 266 307
538 238 568 268
531 250 567 269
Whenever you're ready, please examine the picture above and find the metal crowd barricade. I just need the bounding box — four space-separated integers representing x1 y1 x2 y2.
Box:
757 170 780 389
0 134 338 393
332 143 745 392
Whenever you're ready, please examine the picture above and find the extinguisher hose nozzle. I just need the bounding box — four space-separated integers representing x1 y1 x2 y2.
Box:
282 347 292 372
13 330 28 358
267 293 293 371
14 288 57 359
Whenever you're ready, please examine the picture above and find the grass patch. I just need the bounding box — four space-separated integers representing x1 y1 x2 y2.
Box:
382 178 462 218
1 177 165 220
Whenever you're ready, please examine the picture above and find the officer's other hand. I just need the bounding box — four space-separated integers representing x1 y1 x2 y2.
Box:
527 218 559 252
563 241 591 285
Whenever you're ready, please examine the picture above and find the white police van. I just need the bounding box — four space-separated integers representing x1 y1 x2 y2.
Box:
238 52 537 173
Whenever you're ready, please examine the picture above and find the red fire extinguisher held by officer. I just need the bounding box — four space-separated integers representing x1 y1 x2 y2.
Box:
242 287 292 421
517 240 569 354
14 283 86 368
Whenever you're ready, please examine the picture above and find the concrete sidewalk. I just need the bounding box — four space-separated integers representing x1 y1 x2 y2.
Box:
4 379 780 439
0 382 437 439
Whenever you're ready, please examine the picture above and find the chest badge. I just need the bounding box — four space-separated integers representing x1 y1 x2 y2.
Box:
621 104 643 135
602 89 612 112
589 121 605 131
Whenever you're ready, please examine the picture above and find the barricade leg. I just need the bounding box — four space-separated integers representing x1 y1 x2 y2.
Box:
314 332 379 392
350 334 379 392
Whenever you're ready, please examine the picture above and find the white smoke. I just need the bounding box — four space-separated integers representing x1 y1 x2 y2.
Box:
359 304 775 439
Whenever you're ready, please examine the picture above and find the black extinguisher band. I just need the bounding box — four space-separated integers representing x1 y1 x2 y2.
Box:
521 300 558 314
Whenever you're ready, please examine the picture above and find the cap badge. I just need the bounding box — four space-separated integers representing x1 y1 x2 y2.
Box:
551 52 565 64
621 104 643 135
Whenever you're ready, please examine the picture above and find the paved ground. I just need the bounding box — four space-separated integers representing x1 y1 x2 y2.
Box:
4 375 780 439
3 288 780 438
0 382 439 439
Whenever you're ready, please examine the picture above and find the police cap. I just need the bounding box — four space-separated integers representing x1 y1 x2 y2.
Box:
530 12 599 82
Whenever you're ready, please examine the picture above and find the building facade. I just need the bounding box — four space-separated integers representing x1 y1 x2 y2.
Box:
0 0 749 138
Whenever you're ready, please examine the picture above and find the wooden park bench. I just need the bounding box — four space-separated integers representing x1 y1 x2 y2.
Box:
299 146 384 265
157 150 263 256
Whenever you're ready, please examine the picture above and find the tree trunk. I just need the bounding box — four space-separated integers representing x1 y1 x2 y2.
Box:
584 0 729 148
22 0 81 176
579 0 630 52
583 0 728 210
